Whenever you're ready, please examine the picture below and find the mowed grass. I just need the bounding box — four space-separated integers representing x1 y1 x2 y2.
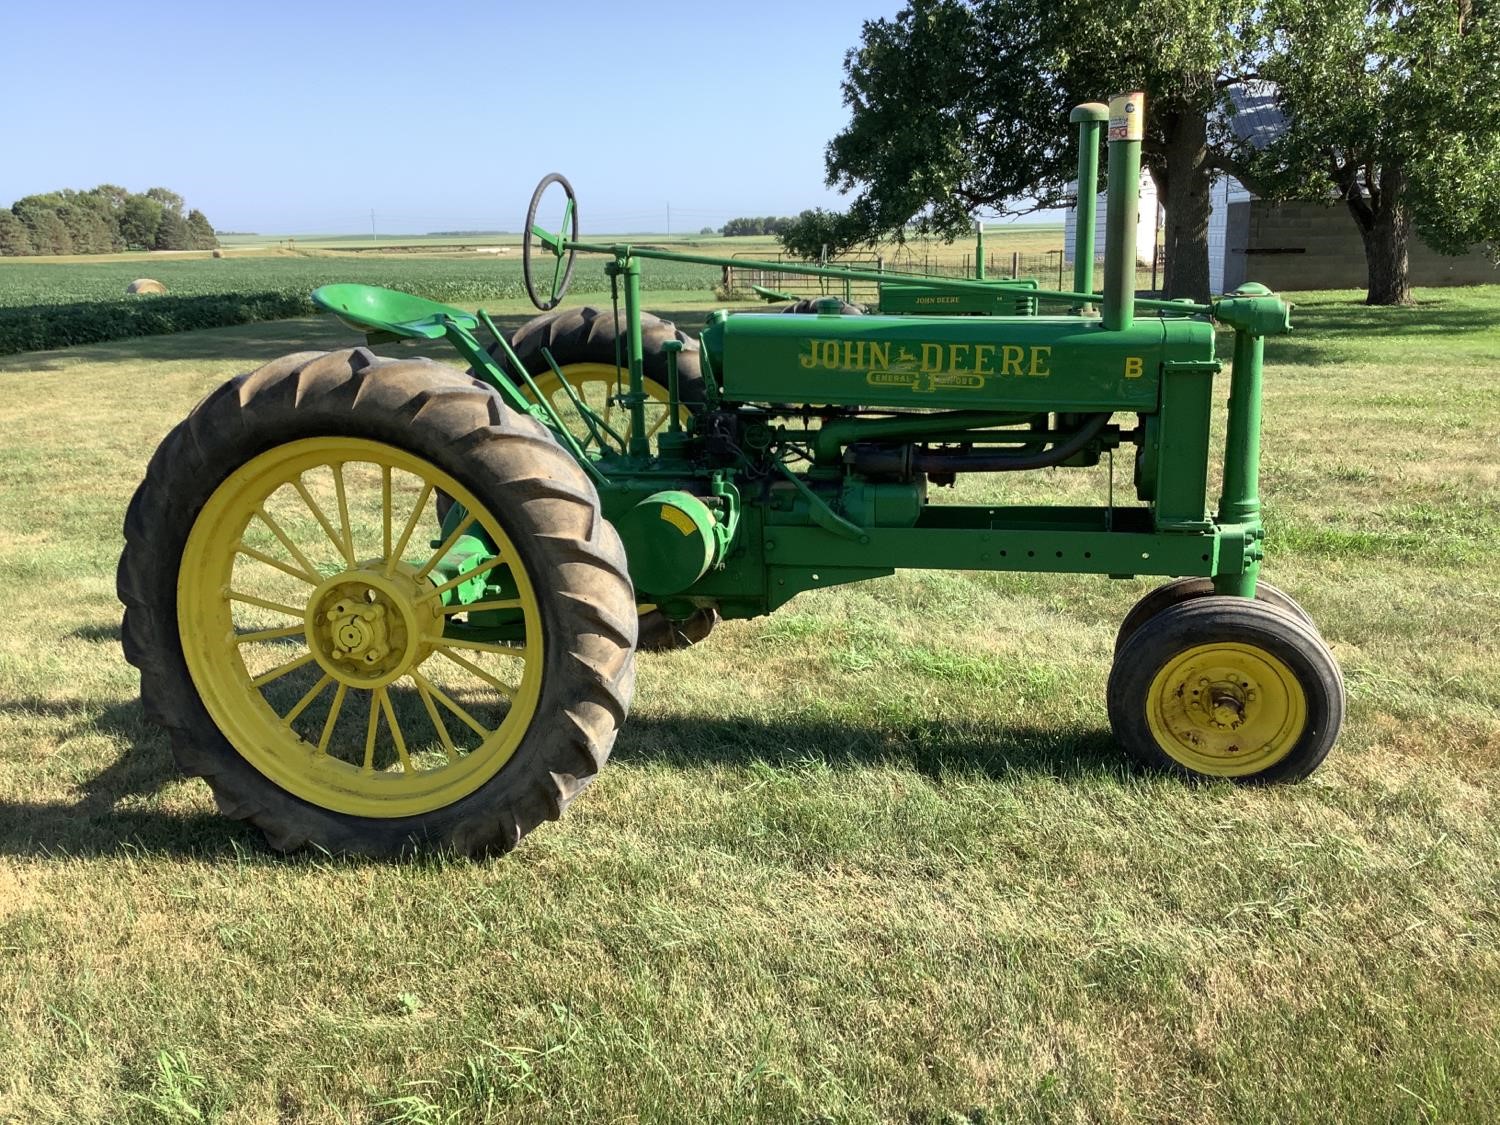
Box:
0 288 1497 1123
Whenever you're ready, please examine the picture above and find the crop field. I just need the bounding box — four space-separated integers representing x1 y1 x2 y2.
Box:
0 254 723 355
0 287 1497 1122
212 226 1069 259
0 226 1070 355
0 255 722 310
0 231 1067 310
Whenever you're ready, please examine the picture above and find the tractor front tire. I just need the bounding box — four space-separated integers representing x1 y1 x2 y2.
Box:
1115 576 1317 654
1108 597 1343 783
118 348 637 856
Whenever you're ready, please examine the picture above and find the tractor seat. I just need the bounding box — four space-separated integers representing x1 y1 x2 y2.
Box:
311 284 478 340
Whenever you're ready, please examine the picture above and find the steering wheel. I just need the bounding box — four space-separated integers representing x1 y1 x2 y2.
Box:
523 173 579 311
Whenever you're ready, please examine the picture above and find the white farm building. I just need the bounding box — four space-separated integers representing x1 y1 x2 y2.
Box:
1061 169 1160 273
1063 84 1494 294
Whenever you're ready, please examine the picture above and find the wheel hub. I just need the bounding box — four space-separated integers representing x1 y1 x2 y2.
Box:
1147 642 1307 775
326 599 392 667
1191 675 1256 733
304 566 442 688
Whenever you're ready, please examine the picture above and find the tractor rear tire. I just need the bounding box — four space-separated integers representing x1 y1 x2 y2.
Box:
781 297 863 315
505 304 707 410
1115 577 1317 654
637 607 720 651
498 306 719 654
118 347 637 856
1108 597 1343 783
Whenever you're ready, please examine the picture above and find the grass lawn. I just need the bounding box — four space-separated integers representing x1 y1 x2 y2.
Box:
0 287 1496 1122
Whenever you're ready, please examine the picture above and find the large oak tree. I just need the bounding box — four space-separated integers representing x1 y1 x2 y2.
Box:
784 0 1260 301
1249 0 1500 304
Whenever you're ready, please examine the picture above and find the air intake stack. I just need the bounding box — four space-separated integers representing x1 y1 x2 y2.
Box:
1101 91 1145 331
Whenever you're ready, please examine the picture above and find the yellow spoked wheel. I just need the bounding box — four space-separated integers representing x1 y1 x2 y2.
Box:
119 348 637 856
178 438 543 819
526 363 687 453
502 305 719 653
1108 596 1343 783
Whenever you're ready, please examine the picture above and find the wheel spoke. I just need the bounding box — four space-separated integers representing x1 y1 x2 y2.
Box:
412 670 493 738
376 687 414 773
238 544 319 585
413 676 459 764
415 518 480 582
386 482 435 575
422 556 506 602
550 198 573 301
435 647 516 698
645 410 670 439
363 690 380 771
293 477 355 566
442 636 528 658
331 462 356 563
229 590 306 617
317 683 348 755
381 465 393 561
441 598 522 616
250 651 316 689
283 673 332 724
255 507 321 582
235 624 306 645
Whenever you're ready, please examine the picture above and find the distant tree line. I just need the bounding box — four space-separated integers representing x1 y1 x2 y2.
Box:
719 215 808 237
0 186 218 256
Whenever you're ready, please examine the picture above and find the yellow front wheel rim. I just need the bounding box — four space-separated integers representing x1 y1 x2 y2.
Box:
1145 642 1307 777
178 437 544 819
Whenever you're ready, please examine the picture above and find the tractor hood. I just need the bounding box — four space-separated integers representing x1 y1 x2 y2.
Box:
713 312 1215 413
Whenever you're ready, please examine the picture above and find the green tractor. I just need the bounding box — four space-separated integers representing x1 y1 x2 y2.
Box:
118 94 1342 855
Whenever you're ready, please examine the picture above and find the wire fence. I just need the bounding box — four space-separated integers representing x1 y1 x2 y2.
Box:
723 245 1163 308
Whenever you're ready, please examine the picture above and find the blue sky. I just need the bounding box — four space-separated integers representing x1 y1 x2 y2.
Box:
2 0 925 235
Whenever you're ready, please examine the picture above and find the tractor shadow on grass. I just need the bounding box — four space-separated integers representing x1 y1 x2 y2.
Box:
0 693 1125 860
612 713 1124 784
0 694 266 860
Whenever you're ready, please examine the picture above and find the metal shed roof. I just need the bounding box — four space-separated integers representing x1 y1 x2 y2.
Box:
1225 80 1286 151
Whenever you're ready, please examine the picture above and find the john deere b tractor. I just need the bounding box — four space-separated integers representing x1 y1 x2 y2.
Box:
118 95 1343 855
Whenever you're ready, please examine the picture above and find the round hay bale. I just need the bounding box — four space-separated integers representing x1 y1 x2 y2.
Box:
211 248 224 259
127 278 167 295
